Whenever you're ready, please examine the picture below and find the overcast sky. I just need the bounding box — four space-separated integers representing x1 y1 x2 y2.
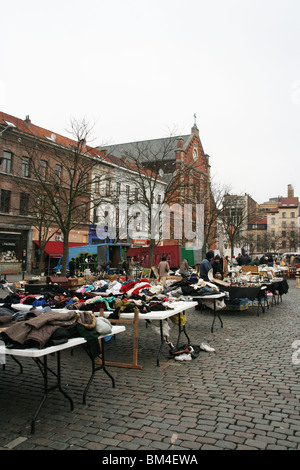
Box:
1 0 300 204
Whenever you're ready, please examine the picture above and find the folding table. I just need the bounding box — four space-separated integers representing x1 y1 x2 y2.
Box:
187 292 225 332
99 301 198 367
0 325 125 433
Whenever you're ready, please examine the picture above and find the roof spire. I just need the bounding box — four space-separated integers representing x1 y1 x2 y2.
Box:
192 113 199 134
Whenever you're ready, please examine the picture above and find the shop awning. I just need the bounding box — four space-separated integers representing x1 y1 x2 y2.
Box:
33 241 86 258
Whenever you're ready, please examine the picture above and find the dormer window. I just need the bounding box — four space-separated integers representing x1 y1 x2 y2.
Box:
4 120 16 128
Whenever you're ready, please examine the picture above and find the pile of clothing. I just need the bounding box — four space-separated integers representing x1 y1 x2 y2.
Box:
0 304 113 358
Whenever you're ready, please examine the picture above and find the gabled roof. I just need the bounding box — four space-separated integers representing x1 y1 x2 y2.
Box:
98 135 189 162
1 112 77 149
98 125 205 164
278 196 298 208
249 216 267 225
0 111 110 162
88 146 166 183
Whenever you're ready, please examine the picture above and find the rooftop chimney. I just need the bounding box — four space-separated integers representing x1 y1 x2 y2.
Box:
176 136 183 149
288 184 294 198
24 115 31 127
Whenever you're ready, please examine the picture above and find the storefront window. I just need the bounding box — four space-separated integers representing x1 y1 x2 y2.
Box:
0 233 21 262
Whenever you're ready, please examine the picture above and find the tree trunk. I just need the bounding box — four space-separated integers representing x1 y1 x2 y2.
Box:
61 234 69 276
38 247 45 275
148 239 156 268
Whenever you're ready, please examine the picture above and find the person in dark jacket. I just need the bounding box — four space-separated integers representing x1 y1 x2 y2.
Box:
212 254 223 279
69 258 76 277
200 250 214 282
259 254 267 265
240 253 251 266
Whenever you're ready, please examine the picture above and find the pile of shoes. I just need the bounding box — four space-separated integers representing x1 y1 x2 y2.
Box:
169 342 215 361
200 342 215 352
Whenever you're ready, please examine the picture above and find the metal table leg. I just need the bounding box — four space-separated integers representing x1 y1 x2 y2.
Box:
31 352 74 433
211 299 223 333
82 338 115 404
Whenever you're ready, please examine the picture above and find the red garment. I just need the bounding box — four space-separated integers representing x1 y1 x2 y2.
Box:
120 279 150 293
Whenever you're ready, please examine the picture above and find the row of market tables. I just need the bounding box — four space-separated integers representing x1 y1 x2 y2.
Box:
0 273 289 433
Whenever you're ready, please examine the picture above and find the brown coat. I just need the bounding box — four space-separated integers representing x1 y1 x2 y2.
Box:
2 310 77 349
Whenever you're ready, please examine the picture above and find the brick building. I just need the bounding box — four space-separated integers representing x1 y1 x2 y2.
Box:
99 120 215 253
266 184 300 253
1 111 217 273
0 112 99 273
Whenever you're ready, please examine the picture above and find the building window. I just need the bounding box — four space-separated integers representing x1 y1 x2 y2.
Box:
282 221 286 228
40 160 47 181
36 195 45 217
282 212 286 218
2 151 12 173
116 182 121 196
106 180 111 196
93 208 98 224
69 168 75 187
22 156 30 177
20 193 29 215
0 189 11 213
271 217 275 224
94 177 100 194
135 188 139 203
291 212 295 218
126 185 130 198
55 164 62 184
82 173 88 190
82 202 88 220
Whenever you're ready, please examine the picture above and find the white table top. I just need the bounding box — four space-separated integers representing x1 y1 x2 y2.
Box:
0 302 45 311
189 292 225 300
7 301 198 320
97 301 198 321
0 325 125 358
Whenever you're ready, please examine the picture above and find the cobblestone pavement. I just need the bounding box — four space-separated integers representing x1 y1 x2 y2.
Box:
0 279 300 451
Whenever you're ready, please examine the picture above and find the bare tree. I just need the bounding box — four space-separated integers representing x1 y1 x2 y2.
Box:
31 195 60 273
219 193 256 259
201 180 232 256
105 137 196 267
282 226 298 252
15 118 107 275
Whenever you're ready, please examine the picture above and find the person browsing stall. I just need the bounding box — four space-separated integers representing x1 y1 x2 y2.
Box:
179 258 190 278
158 256 170 286
200 250 214 282
212 254 223 279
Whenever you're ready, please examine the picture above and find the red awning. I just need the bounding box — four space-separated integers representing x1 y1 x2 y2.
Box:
33 241 86 258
